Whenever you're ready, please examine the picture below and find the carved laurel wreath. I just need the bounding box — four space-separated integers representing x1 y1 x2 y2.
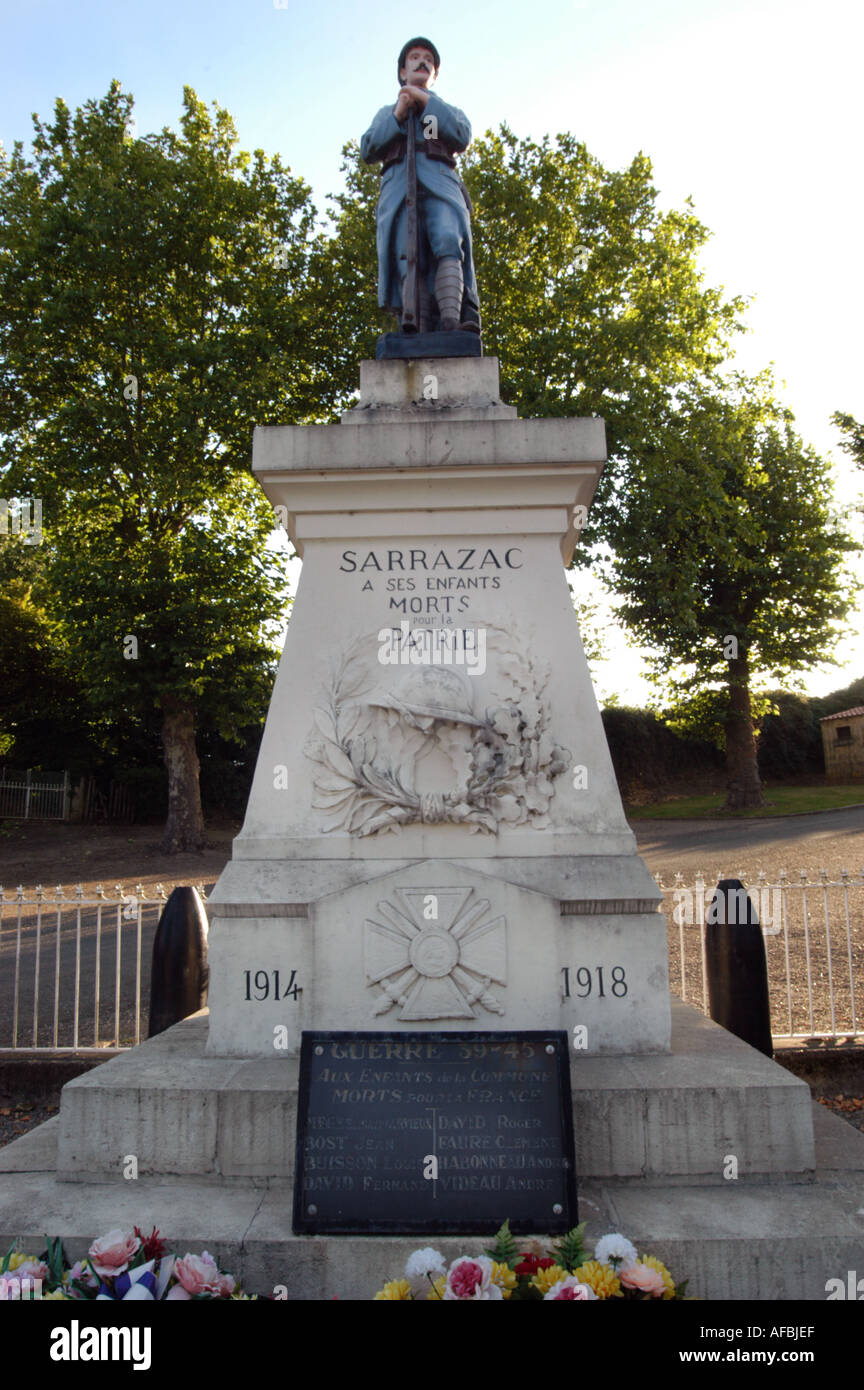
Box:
304 627 570 837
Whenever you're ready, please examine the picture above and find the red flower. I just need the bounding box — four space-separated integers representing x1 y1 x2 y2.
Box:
514 1254 556 1276
133 1226 169 1261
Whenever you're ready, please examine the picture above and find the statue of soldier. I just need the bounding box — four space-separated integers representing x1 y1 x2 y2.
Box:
361 38 481 336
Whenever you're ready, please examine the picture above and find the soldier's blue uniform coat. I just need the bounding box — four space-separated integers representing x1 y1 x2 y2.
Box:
361 91 479 315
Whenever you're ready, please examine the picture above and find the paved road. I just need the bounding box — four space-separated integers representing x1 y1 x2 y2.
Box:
634 805 864 883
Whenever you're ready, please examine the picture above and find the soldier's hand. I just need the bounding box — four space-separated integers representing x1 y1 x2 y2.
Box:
394 89 414 121
403 84 430 109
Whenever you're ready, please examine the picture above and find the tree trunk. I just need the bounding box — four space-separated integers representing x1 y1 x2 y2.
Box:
159 694 206 853
723 652 765 811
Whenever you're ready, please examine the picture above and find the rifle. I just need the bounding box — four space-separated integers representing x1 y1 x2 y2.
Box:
402 108 420 332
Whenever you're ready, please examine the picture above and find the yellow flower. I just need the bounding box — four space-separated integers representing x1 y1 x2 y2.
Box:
374 1278 413 1300
426 1275 446 1300
43 1290 68 1300
531 1263 569 1295
8 1253 38 1271
572 1260 622 1300
491 1262 517 1299
639 1255 676 1299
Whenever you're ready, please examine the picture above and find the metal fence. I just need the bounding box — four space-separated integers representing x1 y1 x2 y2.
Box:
0 882 207 1052
1 874 860 1052
657 870 864 1040
0 770 70 821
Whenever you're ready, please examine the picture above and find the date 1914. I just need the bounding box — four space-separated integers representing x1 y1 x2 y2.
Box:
243 969 300 1001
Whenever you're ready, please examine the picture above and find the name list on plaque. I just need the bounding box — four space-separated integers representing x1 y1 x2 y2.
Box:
293 1031 577 1235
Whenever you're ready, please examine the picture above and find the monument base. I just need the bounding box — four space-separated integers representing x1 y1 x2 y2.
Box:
3 1000 862 1300
376 330 482 359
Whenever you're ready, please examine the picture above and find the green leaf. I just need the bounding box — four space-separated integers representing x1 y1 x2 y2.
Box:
551 1221 587 1273
483 1217 520 1267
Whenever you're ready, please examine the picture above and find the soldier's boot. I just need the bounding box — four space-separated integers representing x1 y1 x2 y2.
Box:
400 276 435 334
435 257 463 331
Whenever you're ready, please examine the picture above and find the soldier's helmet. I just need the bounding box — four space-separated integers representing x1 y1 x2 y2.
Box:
397 38 441 85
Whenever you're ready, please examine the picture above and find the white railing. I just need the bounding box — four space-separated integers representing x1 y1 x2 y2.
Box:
1 874 859 1050
656 870 864 1040
0 882 207 1052
0 770 70 821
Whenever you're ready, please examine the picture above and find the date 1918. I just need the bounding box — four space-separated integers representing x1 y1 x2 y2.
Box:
561 966 627 998
243 969 299 1001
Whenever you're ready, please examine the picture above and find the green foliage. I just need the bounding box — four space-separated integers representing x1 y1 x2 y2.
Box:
324 127 747 466
484 1218 519 1267
464 127 745 440
0 83 306 841
604 374 858 682
0 537 101 769
306 142 384 409
601 705 723 799
659 683 777 751
756 690 823 779
45 473 286 737
2 90 857 823
551 1222 587 1274
600 373 859 798
832 411 864 474
40 1235 69 1289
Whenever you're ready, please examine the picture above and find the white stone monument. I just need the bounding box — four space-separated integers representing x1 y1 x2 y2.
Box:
5 355 862 1304
205 355 669 1057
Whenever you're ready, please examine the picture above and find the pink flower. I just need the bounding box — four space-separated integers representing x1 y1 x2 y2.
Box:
544 1276 598 1301
443 1255 502 1301
174 1251 223 1296
217 1273 236 1297
88 1229 141 1278
66 1260 99 1294
620 1263 666 1297
165 1284 191 1300
0 1277 24 1300
12 1259 47 1283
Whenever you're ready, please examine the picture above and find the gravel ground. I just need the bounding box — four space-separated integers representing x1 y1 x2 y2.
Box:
816 1095 864 1132
636 807 864 1040
0 1095 60 1148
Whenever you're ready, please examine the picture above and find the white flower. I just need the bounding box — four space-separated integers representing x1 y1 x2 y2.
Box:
543 1276 598 1301
405 1247 446 1280
594 1233 638 1270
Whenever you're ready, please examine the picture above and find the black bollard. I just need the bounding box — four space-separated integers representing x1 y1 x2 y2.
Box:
148 886 210 1037
704 878 773 1057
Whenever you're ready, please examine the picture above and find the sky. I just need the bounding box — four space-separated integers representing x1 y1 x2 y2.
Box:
1 0 862 705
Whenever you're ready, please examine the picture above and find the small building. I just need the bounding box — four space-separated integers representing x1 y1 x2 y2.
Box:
820 706 864 782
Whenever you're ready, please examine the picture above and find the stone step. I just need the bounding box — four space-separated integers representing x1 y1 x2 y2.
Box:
53 1002 814 1184
2 1106 861 1300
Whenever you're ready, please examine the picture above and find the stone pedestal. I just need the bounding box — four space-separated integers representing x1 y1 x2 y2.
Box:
4 1000 864 1300
206 356 669 1056
7 355 861 1302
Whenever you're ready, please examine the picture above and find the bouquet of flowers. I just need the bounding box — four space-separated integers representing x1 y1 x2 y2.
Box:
0 1226 255 1300
372 1220 690 1300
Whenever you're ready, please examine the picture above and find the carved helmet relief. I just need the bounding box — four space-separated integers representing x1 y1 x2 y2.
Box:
304 625 570 835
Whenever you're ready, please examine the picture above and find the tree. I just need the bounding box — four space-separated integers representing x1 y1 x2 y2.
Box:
601 373 859 808
833 411 864 506
322 127 749 447
0 535 101 770
0 84 311 849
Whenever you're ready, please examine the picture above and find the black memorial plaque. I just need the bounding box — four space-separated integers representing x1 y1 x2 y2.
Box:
293 1031 577 1235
